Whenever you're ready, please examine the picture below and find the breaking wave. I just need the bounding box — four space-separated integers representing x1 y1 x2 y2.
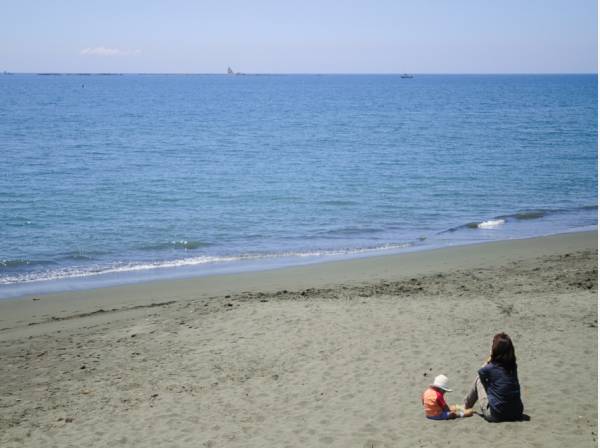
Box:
442 205 596 234
0 241 414 285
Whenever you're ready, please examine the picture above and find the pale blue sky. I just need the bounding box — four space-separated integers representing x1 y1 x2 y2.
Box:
1 0 597 73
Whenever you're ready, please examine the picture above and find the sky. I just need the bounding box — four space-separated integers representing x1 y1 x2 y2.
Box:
1 0 597 73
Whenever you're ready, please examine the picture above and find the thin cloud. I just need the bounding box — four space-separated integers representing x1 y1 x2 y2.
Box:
80 47 141 56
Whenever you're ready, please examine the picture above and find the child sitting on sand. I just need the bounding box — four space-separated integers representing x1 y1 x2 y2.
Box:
422 374 473 420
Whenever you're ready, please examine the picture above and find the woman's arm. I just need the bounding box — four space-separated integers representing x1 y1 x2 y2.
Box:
478 364 492 387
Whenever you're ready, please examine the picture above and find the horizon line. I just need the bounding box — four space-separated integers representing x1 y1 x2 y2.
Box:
2 71 598 76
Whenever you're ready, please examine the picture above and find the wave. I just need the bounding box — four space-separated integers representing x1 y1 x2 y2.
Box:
0 258 56 269
4 217 35 227
2 204 595 287
510 211 546 220
139 240 213 251
443 205 596 233
477 219 506 229
316 226 384 237
58 250 110 261
0 242 414 285
1 250 112 269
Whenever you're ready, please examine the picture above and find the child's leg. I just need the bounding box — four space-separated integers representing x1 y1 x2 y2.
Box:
451 404 474 418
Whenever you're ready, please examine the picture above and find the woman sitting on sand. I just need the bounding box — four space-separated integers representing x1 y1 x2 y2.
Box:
464 332 524 422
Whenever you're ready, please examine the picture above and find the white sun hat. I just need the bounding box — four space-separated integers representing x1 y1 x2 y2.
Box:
431 374 452 392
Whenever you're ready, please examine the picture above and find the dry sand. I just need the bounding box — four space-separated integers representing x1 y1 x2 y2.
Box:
0 231 597 447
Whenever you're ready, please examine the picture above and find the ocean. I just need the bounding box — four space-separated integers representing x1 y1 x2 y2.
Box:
0 74 597 298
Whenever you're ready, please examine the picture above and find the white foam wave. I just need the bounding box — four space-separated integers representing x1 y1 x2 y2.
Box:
477 219 506 229
0 255 254 285
0 242 414 285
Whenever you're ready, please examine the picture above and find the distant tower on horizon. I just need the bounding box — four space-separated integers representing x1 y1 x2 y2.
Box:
227 67 245 76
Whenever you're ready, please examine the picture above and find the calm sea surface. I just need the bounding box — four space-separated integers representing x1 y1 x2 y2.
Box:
0 74 597 298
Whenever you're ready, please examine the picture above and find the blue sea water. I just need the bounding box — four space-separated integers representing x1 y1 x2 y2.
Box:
0 74 597 298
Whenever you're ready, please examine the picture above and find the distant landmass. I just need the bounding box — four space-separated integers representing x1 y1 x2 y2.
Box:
35 73 124 76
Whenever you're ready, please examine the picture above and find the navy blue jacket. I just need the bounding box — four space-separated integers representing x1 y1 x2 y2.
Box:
478 362 524 421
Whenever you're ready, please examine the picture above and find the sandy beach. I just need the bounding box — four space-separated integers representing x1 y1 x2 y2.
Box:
0 231 597 447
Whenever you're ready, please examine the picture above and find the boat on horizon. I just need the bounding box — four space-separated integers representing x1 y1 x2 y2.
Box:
400 73 414 79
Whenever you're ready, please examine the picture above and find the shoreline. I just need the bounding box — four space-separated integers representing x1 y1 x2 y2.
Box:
2 206 596 300
0 230 595 336
0 230 596 447
0 228 596 303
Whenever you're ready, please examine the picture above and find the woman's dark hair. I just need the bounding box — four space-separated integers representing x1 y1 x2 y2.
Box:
491 332 517 370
